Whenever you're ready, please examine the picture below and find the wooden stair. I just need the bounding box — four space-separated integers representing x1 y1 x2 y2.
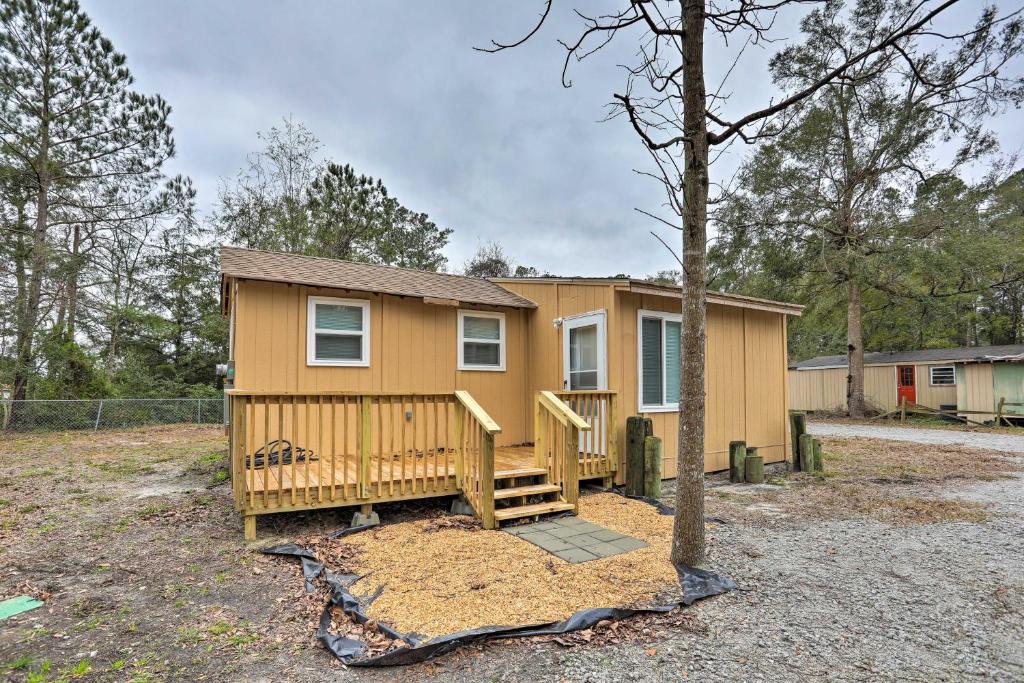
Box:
491 466 572 524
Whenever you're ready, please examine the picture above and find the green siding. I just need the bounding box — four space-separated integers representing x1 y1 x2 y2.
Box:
993 364 1024 415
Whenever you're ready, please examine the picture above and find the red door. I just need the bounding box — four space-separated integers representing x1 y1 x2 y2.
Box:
896 365 916 404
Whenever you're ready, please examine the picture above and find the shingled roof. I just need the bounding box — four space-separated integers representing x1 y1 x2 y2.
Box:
220 247 536 309
792 344 1024 369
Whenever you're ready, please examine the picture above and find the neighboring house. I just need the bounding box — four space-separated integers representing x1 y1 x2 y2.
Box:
789 345 1024 420
220 247 803 538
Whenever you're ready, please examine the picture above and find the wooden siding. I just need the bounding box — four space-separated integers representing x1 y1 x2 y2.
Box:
957 364 995 420
500 281 792 477
993 364 1024 415
232 280 531 447
789 362 958 412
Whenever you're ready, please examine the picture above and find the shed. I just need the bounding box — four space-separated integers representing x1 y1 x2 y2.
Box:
788 344 1024 418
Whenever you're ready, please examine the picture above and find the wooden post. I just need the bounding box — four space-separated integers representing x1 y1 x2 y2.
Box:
996 397 1005 427
728 440 746 483
643 436 662 499
626 416 651 496
607 393 619 474
799 433 815 473
454 404 465 488
789 411 806 470
533 395 547 470
812 438 823 472
564 424 580 512
243 514 256 541
480 432 496 529
900 396 907 423
744 447 764 484
359 396 372 498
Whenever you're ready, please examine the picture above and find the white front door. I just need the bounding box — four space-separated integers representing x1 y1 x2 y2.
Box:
562 312 607 456
562 312 607 390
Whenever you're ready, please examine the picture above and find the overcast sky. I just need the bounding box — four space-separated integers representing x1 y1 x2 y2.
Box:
85 1 1023 278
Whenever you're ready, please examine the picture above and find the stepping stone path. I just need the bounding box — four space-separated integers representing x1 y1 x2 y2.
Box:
504 516 647 563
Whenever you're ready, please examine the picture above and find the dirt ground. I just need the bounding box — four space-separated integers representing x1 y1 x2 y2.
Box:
1 425 1023 681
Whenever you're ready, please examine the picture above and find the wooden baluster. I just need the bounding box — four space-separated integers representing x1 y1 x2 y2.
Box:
358 396 370 499
443 399 450 491
330 396 337 501
432 396 440 492
454 403 464 489
400 396 407 495
263 397 270 508
303 397 311 504
246 397 255 510
376 398 383 498
388 398 396 497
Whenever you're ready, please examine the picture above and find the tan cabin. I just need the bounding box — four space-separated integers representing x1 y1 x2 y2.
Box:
221 247 803 538
789 345 1024 419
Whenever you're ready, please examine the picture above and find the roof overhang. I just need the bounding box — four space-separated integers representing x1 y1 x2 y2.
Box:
626 282 804 316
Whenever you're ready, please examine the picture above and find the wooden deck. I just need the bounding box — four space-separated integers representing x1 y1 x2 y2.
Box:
246 446 545 495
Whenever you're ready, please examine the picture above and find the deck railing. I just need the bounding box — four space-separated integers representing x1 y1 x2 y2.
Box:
453 390 499 529
553 390 618 479
227 391 466 514
534 391 591 510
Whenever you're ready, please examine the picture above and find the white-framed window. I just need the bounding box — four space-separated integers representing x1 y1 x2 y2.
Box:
637 309 682 412
458 310 506 371
306 296 370 367
929 365 955 386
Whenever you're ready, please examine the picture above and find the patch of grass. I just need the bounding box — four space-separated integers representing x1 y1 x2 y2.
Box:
177 625 203 645
86 459 156 478
109 659 127 672
62 660 91 678
35 522 58 534
0 498 11 508
210 469 229 485
24 660 52 683
207 620 232 636
137 502 170 519
7 655 34 670
72 616 103 633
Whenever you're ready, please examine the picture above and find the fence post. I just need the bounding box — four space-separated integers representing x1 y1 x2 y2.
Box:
197 399 202 424
94 399 105 431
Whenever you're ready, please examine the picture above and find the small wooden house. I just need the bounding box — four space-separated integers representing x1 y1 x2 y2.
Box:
789 345 1024 420
221 247 802 538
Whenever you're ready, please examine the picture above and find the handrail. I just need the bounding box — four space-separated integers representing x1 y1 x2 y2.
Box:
454 390 501 435
538 391 591 431
553 390 619 480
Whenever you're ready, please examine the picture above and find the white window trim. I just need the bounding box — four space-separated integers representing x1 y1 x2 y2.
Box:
458 310 506 371
637 309 682 413
306 296 370 367
929 365 956 386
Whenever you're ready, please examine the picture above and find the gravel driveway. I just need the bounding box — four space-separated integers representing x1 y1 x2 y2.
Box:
808 422 1024 453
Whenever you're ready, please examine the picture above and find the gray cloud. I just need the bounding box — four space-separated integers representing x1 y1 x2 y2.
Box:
85 0 1023 277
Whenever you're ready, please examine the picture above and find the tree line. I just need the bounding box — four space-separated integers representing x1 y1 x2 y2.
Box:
0 0 456 401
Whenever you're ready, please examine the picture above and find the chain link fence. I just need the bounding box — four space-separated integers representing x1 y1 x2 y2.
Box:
1 398 226 432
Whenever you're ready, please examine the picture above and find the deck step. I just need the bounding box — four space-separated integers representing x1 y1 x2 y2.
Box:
494 467 547 480
494 500 575 522
493 483 561 500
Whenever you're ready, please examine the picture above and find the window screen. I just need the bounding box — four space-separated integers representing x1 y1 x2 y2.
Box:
308 297 368 365
641 317 664 406
460 312 504 370
929 366 955 386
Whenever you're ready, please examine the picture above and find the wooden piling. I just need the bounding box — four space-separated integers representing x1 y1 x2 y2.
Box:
799 433 815 473
812 439 823 472
643 436 662 499
729 440 747 483
626 416 652 496
789 411 807 470
744 447 764 484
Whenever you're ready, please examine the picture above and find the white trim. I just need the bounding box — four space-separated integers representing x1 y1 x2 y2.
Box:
306 296 371 367
929 365 956 386
637 308 682 413
561 310 608 391
457 310 506 371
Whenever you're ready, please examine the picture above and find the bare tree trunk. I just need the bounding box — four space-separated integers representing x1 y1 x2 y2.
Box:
671 0 708 567
64 223 84 341
846 279 866 418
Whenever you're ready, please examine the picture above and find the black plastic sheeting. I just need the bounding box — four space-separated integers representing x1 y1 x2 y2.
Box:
263 525 736 666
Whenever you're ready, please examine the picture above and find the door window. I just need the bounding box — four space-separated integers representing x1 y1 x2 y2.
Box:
569 324 599 390
900 366 914 386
